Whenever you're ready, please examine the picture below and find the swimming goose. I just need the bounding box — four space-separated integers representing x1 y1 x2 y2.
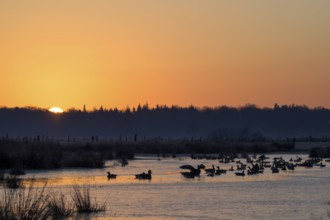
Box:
107 172 117 179
235 170 245 176
135 170 152 180
180 165 201 178
205 165 215 174
216 166 227 175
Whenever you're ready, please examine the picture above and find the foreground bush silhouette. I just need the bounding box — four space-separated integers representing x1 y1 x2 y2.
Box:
47 192 74 218
71 184 106 213
0 182 107 219
0 170 4 181
0 181 50 219
4 176 23 189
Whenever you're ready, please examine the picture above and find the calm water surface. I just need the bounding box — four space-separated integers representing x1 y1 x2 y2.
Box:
23 154 330 220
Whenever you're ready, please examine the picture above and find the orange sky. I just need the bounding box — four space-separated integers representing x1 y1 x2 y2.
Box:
1 1 330 111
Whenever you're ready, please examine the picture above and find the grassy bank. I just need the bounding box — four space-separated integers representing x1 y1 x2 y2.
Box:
0 138 326 171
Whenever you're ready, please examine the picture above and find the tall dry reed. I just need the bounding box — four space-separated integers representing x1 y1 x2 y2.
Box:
0 181 50 219
0 181 107 219
71 184 106 213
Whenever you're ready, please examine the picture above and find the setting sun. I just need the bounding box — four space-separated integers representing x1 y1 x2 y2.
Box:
49 107 64 114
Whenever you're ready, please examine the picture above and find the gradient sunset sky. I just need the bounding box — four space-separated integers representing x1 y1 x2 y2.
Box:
1 1 330 110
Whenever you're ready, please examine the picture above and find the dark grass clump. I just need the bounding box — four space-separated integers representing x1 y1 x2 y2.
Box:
0 182 109 219
0 181 50 220
309 147 330 158
62 151 105 168
47 192 74 218
71 185 106 213
9 167 26 176
0 170 4 180
5 176 23 189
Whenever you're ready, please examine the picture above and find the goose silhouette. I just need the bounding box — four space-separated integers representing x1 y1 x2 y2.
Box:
215 166 227 175
107 172 117 179
181 171 196 178
235 170 245 176
205 165 215 174
180 165 201 178
135 170 152 180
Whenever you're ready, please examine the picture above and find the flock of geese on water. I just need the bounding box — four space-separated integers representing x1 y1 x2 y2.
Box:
107 170 152 180
107 154 329 180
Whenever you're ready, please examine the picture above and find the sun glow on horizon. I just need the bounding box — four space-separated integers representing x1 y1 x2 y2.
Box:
49 107 64 114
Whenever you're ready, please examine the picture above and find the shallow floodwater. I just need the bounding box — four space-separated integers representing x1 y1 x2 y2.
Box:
22 154 330 219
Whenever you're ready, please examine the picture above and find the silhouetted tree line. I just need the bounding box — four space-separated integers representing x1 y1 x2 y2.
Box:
1 104 330 140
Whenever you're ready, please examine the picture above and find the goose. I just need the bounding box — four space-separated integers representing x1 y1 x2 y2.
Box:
271 166 279 173
315 162 326 168
180 165 201 178
197 164 205 169
287 163 295 170
135 170 152 180
181 171 196 178
215 166 227 175
235 170 245 176
205 165 215 174
107 172 117 179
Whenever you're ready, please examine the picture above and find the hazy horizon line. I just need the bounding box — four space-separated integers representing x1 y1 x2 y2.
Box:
1 103 329 112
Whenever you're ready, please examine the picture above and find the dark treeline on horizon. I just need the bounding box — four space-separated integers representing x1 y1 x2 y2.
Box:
1 103 330 140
